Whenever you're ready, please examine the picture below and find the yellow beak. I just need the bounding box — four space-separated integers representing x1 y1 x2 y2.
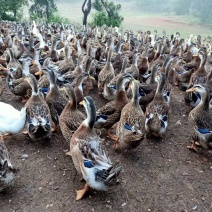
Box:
79 100 85 105
35 70 43 76
186 87 196 93
89 76 95 80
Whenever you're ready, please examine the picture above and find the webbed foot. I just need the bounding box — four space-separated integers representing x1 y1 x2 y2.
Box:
76 183 90 200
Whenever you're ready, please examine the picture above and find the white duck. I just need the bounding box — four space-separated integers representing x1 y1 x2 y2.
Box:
0 102 26 142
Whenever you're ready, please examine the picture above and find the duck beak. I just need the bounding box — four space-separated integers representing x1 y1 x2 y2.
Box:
79 100 85 105
35 70 43 76
193 54 199 57
186 87 196 93
60 86 66 91
89 75 95 80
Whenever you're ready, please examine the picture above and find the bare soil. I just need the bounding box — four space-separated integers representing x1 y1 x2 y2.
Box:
1 74 212 212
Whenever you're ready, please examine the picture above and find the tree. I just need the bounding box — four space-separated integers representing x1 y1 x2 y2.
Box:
82 0 92 26
92 0 124 27
0 0 28 21
29 0 57 22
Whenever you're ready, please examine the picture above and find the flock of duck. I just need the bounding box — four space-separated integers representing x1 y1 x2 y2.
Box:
0 21 212 200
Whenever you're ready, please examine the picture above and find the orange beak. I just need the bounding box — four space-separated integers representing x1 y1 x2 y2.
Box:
186 87 196 93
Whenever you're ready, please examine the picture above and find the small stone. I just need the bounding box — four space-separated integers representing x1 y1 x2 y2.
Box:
21 154 29 159
121 203 126 207
175 120 182 126
192 205 197 210
54 187 59 190
39 187 42 191
9 199 12 203
147 209 151 212
201 196 205 201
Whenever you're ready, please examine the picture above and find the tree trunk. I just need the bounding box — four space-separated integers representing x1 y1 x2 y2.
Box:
82 0 91 26
14 9 17 20
46 0 50 21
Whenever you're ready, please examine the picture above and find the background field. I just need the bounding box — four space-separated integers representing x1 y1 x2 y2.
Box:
55 0 212 38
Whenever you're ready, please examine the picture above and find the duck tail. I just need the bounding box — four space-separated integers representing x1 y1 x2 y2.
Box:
104 163 122 185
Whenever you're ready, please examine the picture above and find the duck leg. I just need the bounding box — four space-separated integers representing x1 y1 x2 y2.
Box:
51 124 58 133
187 142 198 152
22 130 28 135
76 183 90 200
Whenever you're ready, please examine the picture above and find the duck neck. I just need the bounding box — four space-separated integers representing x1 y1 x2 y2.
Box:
121 58 127 73
106 50 112 68
132 54 138 67
83 103 96 129
150 66 158 84
8 50 15 62
132 84 139 106
31 77 39 96
68 90 77 110
33 51 40 61
200 54 207 68
117 78 128 101
75 75 85 91
197 91 210 111
22 61 31 76
37 33 45 49
65 45 71 59
155 75 166 98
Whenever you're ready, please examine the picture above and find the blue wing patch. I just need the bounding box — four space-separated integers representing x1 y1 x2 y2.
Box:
198 128 212 134
84 160 94 168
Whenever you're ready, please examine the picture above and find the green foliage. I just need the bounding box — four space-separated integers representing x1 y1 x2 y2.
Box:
29 0 57 22
92 0 124 27
0 0 28 20
48 13 70 24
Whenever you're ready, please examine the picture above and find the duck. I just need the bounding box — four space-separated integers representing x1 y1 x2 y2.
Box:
62 54 84 82
0 102 26 142
173 57 193 87
159 55 174 104
74 72 95 104
98 49 115 96
184 51 208 107
107 57 128 100
189 50 208 86
145 72 170 138
68 96 122 200
57 44 75 75
43 67 68 132
30 48 42 76
59 84 85 143
137 64 161 108
114 79 145 150
0 140 15 192
125 52 140 79
95 73 133 137
138 44 150 82
186 84 212 151
8 56 32 102
6 48 22 79
25 74 52 140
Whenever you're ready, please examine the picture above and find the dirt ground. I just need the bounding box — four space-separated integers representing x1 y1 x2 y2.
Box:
1 73 212 212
